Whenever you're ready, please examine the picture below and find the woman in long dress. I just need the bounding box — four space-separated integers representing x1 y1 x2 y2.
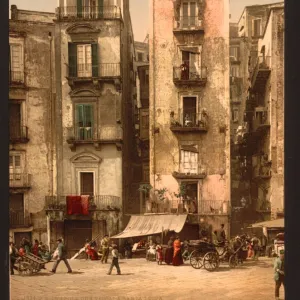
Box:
172 237 183 266
164 236 174 265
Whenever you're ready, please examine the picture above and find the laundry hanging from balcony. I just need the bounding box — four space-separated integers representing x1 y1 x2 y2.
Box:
66 195 89 215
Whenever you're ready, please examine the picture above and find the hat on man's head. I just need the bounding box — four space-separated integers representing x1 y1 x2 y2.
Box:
279 249 284 254
57 238 62 242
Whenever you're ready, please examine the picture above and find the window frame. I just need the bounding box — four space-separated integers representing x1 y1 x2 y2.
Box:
180 149 199 174
74 103 95 140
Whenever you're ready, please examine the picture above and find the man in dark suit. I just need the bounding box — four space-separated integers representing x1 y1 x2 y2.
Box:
51 238 72 273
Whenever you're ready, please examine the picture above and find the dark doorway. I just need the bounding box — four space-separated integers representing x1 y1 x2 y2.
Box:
9 102 21 139
80 172 94 196
185 183 198 213
183 97 197 126
64 220 92 258
10 194 25 227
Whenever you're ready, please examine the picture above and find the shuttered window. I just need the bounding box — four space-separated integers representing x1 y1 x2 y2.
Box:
9 44 23 82
181 150 198 174
253 19 262 37
75 104 94 140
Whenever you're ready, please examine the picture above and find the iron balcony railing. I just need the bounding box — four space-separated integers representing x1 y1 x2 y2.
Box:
67 63 121 78
173 64 207 81
170 110 208 129
9 70 24 84
67 125 95 141
252 107 270 131
173 16 204 30
10 126 29 142
9 211 32 227
56 6 121 20
45 195 121 211
9 173 32 188
251 56 271 85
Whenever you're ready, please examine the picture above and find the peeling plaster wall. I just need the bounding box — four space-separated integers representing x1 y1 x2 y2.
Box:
150 0 230 232
9 17 56 243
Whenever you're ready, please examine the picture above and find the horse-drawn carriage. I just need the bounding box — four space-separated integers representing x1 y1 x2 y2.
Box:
188 236 249 271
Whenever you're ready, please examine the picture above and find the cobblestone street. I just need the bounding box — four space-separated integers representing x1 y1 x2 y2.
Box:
10 257 284 300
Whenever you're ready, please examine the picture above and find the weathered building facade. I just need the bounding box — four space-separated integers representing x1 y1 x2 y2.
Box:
149 0 230 238
9 6 56 246
232 2 284 233
9 2 137 255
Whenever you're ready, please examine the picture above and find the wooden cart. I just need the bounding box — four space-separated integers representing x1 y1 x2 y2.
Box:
15 253 51 276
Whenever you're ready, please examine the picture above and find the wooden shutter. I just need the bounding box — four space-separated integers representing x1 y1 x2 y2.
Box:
98 0 103 18
77 0 83 17
68 43 77 77
91 43 98 77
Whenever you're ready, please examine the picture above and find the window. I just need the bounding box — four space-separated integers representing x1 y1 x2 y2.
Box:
9 102 21 139
9 44 23 82
230 46 239 61
80 172 94 196
137 52 143 62
232 109 239 122
181 150 198 174
252 18 262 37
75 104 94 140
182 96 197 126
9 153 22 181
68 43 98 77
182 1 197 28
181 50 201 80
140 109 149 139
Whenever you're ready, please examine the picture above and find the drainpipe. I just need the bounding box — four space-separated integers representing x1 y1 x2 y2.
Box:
48 32 54 196
152 0 156 193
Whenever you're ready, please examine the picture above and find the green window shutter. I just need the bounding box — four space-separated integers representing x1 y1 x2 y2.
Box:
76 104 84 139
98 0 103 18
83 105 93 139
91 43 98 77
68 43 77 77
77 0 83 18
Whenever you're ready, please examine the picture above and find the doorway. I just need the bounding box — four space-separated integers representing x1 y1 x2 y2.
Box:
80 172 94 196
182 96 197 126
185 182 198 213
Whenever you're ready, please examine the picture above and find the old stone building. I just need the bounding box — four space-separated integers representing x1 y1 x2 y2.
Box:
149 0 230 238
9 2 137 255
232 2 284 232
9 6 56 246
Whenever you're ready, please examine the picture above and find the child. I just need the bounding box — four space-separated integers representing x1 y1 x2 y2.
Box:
107 244 121 275
156 244 163 265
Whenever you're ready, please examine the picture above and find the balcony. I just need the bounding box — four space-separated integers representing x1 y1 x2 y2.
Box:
66 126 122 151
252 159 272 180
252 107 270 134
9 211 32 228
66 63 121 89
170 110 208 133
9 173 32 190
56 6 121 20
10 126 29 143
172 163 206 180
45 195 121 213
251 56 271 92
9 70 24 86
173 16 204 33
173 65 207 86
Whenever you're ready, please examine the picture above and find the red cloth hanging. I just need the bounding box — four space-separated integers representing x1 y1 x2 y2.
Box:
66 196 82 215
81 195 89 215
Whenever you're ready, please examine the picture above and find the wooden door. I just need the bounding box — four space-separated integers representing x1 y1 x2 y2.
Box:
80 172 94 196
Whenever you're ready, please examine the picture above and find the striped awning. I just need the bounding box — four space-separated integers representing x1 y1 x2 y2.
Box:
250 218 284 228
110 214 188 239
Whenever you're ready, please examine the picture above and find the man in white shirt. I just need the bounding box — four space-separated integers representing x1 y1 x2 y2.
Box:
107 244 121 275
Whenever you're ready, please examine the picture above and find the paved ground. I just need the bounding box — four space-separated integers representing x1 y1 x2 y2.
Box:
10 257 284 300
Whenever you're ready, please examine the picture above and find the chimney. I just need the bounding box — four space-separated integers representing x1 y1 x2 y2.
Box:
11 5 18 20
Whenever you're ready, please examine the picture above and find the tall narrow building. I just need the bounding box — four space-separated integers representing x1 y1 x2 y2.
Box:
149 0 230 238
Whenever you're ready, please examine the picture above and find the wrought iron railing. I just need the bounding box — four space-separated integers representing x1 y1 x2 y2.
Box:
9 173 32 188
9 211 32 227
9 71 24 84
252 107 270 131
173 16 204 30
10 126 29 142
67 63 121 78
173 65 207 81
170 110 208 129
91 195 122 210
251 56 271 85
67 125 95 141
56 6 121 20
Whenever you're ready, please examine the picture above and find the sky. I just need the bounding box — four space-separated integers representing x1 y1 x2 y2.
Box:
9 0 282 42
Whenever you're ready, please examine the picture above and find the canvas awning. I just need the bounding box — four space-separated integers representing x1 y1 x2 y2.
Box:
250 218 284 228
110 214 188 239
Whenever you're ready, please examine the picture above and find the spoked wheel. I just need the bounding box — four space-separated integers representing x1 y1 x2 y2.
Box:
229 254 238 269
18 261 33 276
190 250 203 269
203 252 219 272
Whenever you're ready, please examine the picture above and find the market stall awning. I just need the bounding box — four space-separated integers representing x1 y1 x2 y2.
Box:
250 218 284 228
110 214 188 239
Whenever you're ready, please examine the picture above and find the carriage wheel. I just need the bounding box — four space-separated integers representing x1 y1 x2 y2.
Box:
190 250 203 269
203 252 219 272
229 254 238 269
18 261 33 276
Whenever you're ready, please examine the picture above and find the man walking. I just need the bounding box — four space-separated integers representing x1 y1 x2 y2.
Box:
9 242 19 275
107 244 121 275
274 249 285 300
251 234 261 260
101 235 110 264
51 238 72 273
